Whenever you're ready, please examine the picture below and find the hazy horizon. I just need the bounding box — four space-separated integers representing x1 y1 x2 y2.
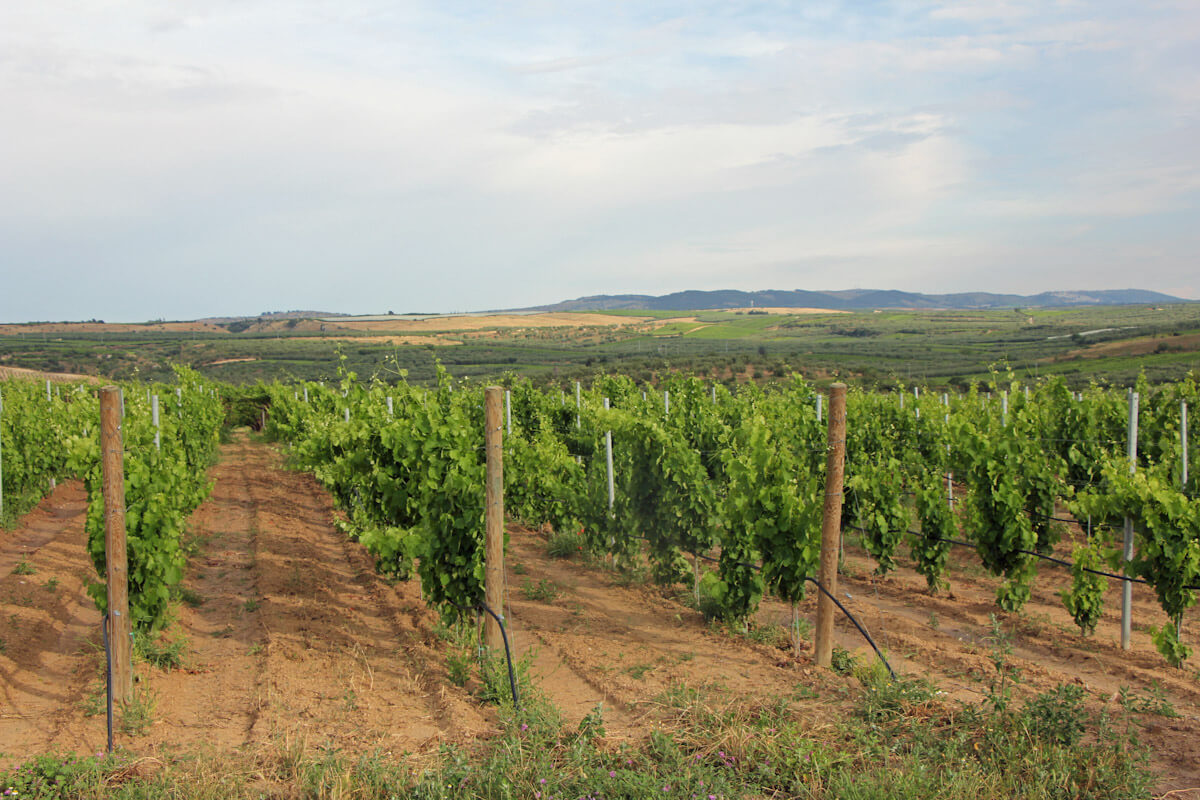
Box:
0 286 1192 325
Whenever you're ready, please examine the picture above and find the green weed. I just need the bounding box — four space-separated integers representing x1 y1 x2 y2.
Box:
547 530 585 559
520 578 561 602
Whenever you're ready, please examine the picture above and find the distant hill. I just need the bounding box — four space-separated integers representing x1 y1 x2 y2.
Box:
524 289 1187 312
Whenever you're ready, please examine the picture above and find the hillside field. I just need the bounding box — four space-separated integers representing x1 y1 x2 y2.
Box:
2 303 1198 387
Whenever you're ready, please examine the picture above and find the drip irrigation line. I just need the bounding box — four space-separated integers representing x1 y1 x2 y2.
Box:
446 599 520 710
861 525 1200 591
805 576 897 680
101 614 113 754
688 546 895 679
1026 511 1121 532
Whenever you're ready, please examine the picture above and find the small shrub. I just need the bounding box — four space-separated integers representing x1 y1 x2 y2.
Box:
1118 682 1179 718
829 646 860 675
1022 683 1087 746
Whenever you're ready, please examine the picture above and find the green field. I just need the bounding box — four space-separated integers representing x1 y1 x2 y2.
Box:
1 304 1197 388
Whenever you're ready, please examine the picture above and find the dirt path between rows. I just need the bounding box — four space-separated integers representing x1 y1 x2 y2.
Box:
1 434 492 765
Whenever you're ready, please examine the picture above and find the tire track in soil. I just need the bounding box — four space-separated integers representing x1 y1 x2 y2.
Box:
128 435 266 750
205 433 490 753
0 482 106 763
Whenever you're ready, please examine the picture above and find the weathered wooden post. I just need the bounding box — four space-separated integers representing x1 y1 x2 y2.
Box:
100 387 132 703
484 387 505 650
815 383 847 668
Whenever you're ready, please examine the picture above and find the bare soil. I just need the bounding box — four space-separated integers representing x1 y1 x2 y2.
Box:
1067 332 1200 359
1 436 492 764
2 438 1197 794
323 312 648 333
0 366 101 383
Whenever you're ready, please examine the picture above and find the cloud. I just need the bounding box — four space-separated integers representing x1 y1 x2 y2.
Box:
0 0 1197 320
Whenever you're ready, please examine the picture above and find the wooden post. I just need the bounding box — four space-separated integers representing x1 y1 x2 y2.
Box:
484 387 505 651
815 383 847 668
100 387 132 703
1121 390 1139 651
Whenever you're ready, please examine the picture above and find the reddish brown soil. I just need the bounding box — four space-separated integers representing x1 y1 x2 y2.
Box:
1 436 492 765
2 439 1197 795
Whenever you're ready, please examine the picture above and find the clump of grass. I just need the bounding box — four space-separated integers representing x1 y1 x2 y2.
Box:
135 629 189 670
547 530 585 559
623 662 654 680
176 586 205 607
742 622 791 649
11 560 36 576
119 686 156 736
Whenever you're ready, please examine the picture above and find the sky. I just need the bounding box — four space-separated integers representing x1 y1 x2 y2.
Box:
2 1 1198 321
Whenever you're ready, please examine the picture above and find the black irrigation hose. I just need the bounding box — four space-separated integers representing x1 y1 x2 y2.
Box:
689 547 896 679
447 600 520 710
875 526 1200 591
100 614 113 754
478 601 521 711
805 576 896 680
